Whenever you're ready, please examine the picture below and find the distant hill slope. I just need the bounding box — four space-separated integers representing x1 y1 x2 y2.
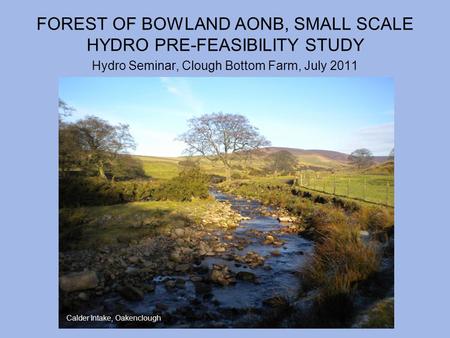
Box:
362 160 394 175
134 147 391 178
261 147 388 165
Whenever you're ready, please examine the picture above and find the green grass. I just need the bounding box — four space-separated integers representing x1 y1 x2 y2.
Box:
134 154 394 207
296 171 394 207
59 198 219 250
359 298 394 328
135 155 181 180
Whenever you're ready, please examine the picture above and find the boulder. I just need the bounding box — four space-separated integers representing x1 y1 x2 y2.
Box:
60 271 98 292
210 264 234 286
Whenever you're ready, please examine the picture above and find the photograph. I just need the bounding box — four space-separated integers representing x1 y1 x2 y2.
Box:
58 77 394 328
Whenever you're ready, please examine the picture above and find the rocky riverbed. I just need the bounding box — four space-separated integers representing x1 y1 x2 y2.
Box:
59 190 313 328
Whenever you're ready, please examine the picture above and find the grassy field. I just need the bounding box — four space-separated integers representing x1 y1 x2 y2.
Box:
60 198 220 249
134 154 394 207
135 155 181 180
295 171 394 206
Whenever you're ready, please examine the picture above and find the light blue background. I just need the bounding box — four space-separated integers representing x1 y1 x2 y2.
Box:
1 0 449 337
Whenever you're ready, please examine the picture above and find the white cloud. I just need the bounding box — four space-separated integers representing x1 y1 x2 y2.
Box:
344 122 394 156
160 77 204 114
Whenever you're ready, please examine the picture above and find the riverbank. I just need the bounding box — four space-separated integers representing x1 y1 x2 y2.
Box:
59 184 393 328
219 180 394 327
59 190 315 328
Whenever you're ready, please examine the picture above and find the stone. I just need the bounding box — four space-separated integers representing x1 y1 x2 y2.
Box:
143 284 155 293
360 230 370 241
60 271 98 292
264 235 275 244
175 278 186 287
128 256 140 264
210 264 234 286
263 296 289 308
125 266 138 274
175 264 190 272
236 271 257 282
194 281 212 295
169 251 182 263
165 280 177 289
118 285 144 301
78 292 89 301
214 245 226 253
173 228 185 237
155 303 169 311
190 276 203 282
278 216 293 222
271 250 281 256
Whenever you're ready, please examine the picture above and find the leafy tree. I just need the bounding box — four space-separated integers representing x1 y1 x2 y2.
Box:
74 116 136 178
266 150 298 175
109 154 146 181
177 112 270 179
59 123 84 176
348 148 374 169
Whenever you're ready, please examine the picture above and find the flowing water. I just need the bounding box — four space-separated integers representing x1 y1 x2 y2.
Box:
116 189 314 327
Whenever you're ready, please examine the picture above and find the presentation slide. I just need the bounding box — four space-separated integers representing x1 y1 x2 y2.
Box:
1 0 448 337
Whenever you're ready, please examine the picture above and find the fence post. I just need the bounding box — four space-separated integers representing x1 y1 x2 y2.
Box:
386 181 389 205
333 175 336 194
363 177 367 201
300 173 303 186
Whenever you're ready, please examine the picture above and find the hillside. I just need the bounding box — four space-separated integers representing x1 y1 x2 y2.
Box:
262 147 388 164
134 147 392 179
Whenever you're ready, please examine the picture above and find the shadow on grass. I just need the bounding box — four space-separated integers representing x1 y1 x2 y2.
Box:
59 203 194 251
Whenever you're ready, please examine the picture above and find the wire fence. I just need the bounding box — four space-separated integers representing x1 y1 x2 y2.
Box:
293 171 394 207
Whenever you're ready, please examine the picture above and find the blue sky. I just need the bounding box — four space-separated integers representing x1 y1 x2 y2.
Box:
59 77 394 156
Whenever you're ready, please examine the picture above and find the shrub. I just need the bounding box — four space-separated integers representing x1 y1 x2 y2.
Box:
302 227 380 324
154 167 209 201
59 176 157 207
358 207 393 232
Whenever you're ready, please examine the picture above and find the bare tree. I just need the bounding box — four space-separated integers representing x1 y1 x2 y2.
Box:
177 112 270 179
388 148 394 161
266 150 298 175
58 99 75 121
348 148 374 169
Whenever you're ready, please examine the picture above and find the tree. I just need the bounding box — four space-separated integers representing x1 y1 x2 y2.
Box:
59 123 83 175
348 148 374 169
109 154 146 181
73 116 136 178
177 112 270 179
266 150 298 175
58 100 81 175
58 99 75 121
388 148 394 161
